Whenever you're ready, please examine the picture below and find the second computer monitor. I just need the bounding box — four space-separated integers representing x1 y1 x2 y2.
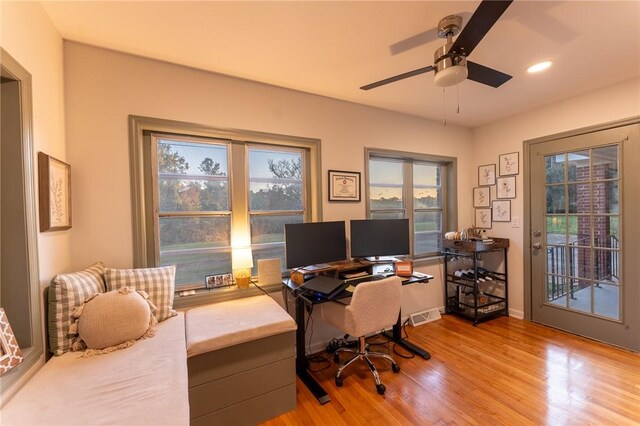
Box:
350 218 410 260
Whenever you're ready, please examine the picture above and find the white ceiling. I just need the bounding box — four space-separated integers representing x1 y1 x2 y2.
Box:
41 1 640 128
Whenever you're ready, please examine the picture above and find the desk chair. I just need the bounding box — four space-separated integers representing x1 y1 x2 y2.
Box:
320 276 402 395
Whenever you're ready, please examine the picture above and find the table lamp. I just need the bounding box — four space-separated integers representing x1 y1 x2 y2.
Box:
232 246 253 288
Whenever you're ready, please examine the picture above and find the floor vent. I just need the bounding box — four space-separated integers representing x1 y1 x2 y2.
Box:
409 308 442 327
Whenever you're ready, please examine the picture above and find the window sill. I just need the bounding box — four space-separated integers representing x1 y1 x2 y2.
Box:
173 281 283 310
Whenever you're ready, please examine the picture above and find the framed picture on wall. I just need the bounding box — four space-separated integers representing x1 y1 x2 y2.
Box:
478 164 496 186
0 308 23 377
499 152 519 176
473 186 491 207
38 152 72 232
496 176 516 199
328 170 361 202
492 200 511 222
475 208 492 229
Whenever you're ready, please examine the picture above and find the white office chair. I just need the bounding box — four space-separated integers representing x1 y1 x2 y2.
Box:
320 276 402 395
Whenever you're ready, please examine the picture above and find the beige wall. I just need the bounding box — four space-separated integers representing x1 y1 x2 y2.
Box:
472 78 640 317
1 0 69 281
0 0 67 403
63 42 475 320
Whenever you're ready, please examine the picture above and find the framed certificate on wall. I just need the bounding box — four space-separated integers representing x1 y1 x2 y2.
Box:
328 170 361 202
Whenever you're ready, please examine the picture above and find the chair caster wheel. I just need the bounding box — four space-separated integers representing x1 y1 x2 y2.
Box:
335 376 344 387
376 384 386 395
392 363 400 373
333 353 340 363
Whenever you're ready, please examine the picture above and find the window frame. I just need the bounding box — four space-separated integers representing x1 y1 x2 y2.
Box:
365 147 457 261
129 116 321 306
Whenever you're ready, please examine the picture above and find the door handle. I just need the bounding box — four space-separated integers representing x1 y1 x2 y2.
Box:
532 242 542 250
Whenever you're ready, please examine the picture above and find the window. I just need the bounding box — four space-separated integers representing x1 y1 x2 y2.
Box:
248 147 305 269
367 149 456 258
130 116 320 296
152 135 232 287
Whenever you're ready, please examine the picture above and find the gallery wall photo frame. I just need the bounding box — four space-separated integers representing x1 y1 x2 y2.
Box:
328 170 361 202
496 176 516 199
492 200 511 222
475 208 492 229
473 186 491 207
478 164 496 186
499 152 519 176
38 152 72 232
0 308 23 377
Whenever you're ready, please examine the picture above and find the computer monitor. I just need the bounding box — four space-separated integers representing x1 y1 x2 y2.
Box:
285 221 347 269
350 218 410 260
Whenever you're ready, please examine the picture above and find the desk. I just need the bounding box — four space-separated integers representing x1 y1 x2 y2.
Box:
282 273 433 404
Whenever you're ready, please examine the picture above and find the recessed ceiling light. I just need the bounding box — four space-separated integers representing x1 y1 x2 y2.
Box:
527 61 553 74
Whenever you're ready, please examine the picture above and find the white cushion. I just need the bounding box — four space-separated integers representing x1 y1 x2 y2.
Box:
105 265 177 322
185 295 297 357
2 314 189 426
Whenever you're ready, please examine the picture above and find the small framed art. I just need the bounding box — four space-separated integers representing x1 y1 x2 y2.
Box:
492 200 511 222
473 186 491 207
499 152 519 176
328 170 361 202
205 273 233 289
475 208 492 229
496 176 516 199
38 152 72 232
0 308 23 376
478 164 496 186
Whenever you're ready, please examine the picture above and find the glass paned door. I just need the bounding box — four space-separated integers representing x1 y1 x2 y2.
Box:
544 147 621 320
529 123 640 351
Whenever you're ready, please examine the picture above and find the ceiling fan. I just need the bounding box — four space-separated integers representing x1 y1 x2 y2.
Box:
360 0 513 91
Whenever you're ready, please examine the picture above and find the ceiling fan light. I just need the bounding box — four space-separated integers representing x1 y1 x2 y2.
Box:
434 65 468 87
527 61 552 73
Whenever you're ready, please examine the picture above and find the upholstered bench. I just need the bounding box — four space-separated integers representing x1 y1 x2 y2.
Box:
2 313 190 425
185 295 297 426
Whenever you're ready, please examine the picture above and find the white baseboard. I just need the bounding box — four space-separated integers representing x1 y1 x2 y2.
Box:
509 308 524 319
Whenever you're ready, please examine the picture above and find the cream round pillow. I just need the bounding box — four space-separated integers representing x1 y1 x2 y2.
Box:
70 287 157 355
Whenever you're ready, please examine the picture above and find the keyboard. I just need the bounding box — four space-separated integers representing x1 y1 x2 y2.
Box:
343 274 386 286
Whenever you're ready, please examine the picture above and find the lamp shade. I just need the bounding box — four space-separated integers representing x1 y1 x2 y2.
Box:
232 246 254 270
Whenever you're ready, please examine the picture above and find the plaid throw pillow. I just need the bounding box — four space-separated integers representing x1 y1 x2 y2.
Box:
48 262 106 356
105 265 177 322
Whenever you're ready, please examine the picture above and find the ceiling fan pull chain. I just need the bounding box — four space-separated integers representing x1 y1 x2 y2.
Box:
443 87 447 126
456 84 460 114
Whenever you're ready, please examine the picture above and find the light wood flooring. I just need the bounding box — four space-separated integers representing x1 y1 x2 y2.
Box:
262 315 640 425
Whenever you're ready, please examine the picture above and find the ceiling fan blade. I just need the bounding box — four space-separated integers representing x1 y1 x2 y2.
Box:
467 61 512 88
360 65 435 90
449 0 513 57
389 29 439 56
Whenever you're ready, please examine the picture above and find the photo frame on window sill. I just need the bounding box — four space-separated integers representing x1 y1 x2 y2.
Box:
496 176 516 199
478 164 496 186
492 200 511 222
38 152 72 231
0 308 23 376
473 186 491 207
499 152 519 176
475 208 492 229
328 170 361 202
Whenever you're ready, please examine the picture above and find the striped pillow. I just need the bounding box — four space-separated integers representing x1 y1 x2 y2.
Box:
48 262 106 356
105 265 177 322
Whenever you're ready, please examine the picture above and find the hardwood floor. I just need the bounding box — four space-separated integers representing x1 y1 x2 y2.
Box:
261 315 640 425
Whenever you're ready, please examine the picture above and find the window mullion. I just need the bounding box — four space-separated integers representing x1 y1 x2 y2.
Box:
230 143 249 246
405 160 414 256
